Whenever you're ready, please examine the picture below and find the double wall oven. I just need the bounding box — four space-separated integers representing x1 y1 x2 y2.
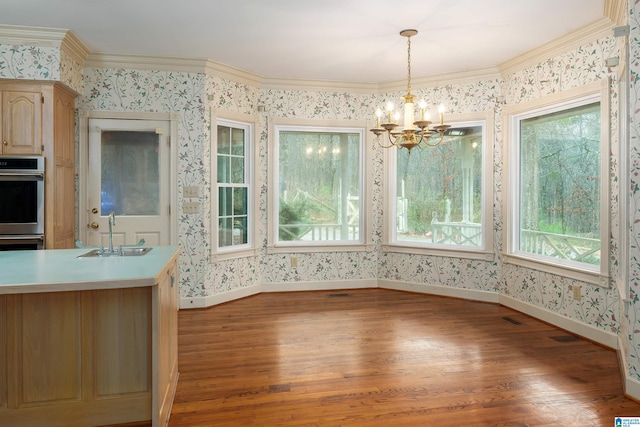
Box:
0 156 45 250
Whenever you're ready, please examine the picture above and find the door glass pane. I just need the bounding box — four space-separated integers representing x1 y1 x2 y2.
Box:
101 131 159 216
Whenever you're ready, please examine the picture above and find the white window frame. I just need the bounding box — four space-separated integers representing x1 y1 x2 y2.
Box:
503 80 610 287
211 110 258 260
383 111 495 261
268 118 370 253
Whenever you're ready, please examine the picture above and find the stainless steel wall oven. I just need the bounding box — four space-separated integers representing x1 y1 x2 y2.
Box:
0 156 45 250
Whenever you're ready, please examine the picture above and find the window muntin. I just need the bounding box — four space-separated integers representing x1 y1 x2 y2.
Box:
391 122 488 253
275 126 363 245
515 100 601 268
216 121 251 250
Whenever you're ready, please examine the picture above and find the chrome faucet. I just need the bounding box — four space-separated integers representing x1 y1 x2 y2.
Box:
108 211 116 253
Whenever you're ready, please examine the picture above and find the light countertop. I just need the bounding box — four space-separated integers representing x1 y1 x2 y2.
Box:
0 245 180 294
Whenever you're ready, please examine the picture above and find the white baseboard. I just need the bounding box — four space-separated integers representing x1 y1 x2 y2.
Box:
378 279 500 303
179 279 375 308
500 294 618 349
179 284 261 309
261 278 377 293
618 335 640 401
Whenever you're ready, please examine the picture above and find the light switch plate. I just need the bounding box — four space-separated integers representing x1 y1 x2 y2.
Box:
183 201 200 214
184 186 199 198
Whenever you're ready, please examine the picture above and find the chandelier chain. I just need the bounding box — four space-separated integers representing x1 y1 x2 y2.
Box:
407 35 412 95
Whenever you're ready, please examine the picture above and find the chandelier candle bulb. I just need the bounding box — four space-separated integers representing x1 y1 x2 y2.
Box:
386 102 394 123
375 108 382 128
404 100 415 130
439 104 446 125
419 99 427 121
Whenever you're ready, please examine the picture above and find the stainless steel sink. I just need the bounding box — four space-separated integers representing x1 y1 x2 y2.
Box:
78 247 153 258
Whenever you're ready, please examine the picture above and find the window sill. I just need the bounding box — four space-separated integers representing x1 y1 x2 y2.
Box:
212 247 259 262
267 242 374 254
502 252 610 288
383 244 495 262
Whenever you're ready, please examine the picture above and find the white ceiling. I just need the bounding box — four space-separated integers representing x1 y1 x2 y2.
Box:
0 0 606 83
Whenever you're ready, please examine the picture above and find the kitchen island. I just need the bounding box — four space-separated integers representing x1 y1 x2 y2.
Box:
0 246 180 427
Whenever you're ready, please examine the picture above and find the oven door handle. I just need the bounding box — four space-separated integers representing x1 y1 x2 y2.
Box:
0 172 44 179
0 235 44 241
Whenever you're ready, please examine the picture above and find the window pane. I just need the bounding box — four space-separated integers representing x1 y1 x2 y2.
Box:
235 216 248 245
219 217 231 247
396 126 483 247
519 102 600 265
233 188 247 215
217 156 229 183
101 130 159 216
278 130 361 242
218 187 232 216
231 157 245 184
231 128 245 156
217 126 230 154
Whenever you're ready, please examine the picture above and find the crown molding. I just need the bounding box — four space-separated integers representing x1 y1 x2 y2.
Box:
84 52 210 73
0 24 89 64
260 77 379 93
60 30 89 64
499 17 615 76
604 0 627 26
204 59 263 88
0 24 67 46
378 67 502 93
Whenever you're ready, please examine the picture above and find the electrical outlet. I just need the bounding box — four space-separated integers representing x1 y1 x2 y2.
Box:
573 285 581 301
183 201 200 214
183 186 199 198
290 255 298 268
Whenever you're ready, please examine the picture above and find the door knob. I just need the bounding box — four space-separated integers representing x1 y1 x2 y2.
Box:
90 222 99 229
2 140 7 146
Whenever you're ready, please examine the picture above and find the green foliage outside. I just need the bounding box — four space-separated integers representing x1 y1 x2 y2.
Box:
279 198 311 240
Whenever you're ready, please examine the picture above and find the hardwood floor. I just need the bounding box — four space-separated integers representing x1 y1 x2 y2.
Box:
159 289 640 426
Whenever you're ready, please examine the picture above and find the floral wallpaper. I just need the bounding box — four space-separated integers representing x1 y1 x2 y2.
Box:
627 0 640 380
0 44 60 80
59 49 83 93
1 5 638 380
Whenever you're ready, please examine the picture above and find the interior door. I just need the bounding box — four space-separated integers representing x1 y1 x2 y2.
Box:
86 118 170 248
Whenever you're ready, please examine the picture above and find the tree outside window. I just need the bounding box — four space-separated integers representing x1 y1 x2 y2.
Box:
518 102 601 266
276 128 362 244
394 125 484 249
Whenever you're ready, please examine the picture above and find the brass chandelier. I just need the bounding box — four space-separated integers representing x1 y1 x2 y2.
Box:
370 29 451 151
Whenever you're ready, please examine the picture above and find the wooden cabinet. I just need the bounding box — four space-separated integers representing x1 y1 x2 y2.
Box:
0 80 78 249
48 85 76 249
155 257 179 426
1 90 42 155
0 253 180 427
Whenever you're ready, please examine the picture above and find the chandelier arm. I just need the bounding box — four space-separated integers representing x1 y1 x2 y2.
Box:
373 131 397 148
424 132 446 147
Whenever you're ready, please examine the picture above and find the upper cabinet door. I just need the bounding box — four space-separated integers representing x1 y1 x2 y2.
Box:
1 90 42 155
